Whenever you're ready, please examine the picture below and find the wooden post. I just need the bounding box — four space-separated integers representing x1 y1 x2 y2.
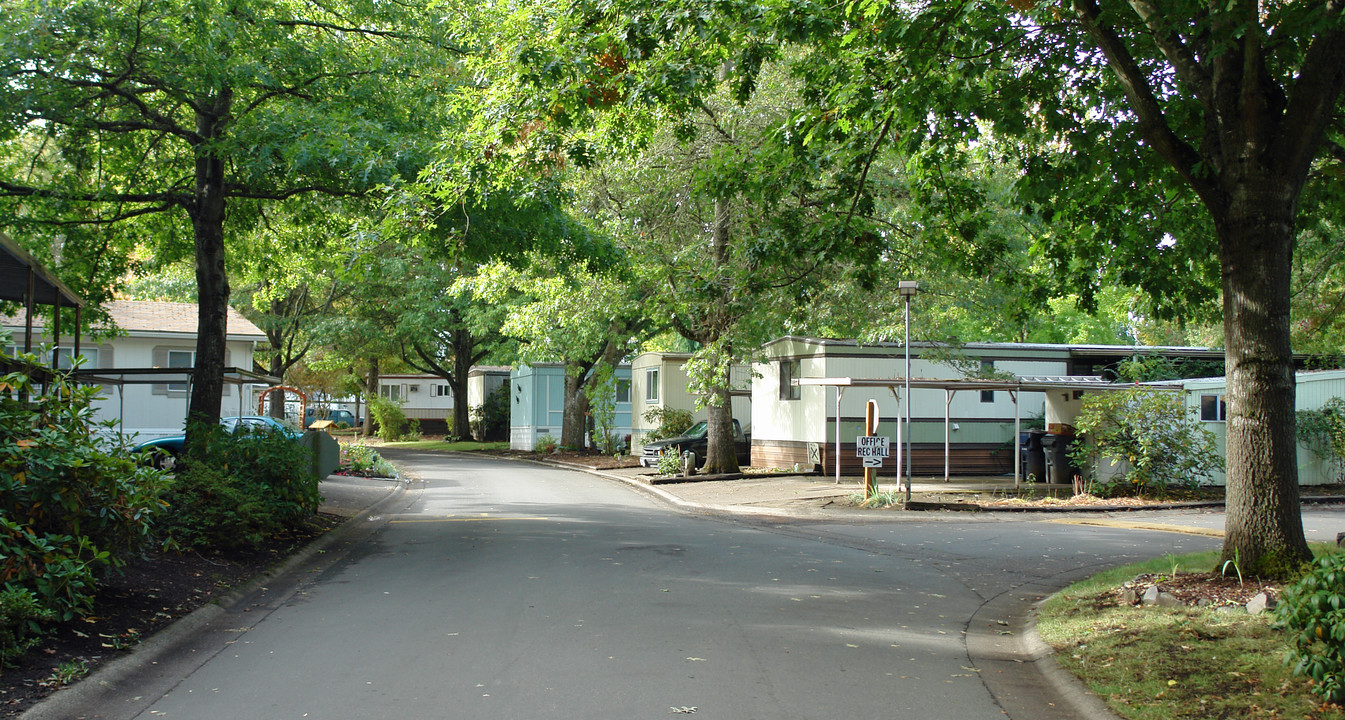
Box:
864 400 878 496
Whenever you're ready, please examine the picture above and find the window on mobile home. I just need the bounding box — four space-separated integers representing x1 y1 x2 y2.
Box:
645 368 659 403
779 359 801 400
1200 394 1227 422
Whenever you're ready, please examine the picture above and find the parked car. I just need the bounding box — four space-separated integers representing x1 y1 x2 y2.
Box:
639 419 751 470
134 415 303 470
304 407 361 429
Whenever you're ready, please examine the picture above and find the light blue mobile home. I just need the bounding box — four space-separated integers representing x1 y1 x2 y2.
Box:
509 362 633 451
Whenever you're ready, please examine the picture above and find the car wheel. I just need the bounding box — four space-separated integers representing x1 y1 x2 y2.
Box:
152 450 178 472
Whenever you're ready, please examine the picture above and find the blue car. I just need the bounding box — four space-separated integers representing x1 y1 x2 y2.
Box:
134 415 303 470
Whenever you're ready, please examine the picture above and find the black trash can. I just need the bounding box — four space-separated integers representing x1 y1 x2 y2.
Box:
1021 429 1046 482
1041 434 1079 485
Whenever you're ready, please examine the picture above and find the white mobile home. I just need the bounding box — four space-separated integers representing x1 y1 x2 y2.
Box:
751 337 1223 477
3 300 269 440
1184 370 1345 486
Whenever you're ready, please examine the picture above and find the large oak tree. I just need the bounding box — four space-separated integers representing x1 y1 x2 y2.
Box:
0 0 459 445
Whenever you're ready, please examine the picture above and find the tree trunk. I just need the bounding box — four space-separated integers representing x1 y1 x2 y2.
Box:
362 358 379 437
267 354 286 419
702 360 740 474
561 363 590 450
185 94 233 451
451 330 473 440
1217 182 1312 577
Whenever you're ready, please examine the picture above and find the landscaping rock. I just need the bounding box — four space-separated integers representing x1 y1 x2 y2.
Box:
1246 592 1276 615
1120 587 1140 605
1141 585 1184 608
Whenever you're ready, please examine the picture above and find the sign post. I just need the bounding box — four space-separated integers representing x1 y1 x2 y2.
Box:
858 400 890 496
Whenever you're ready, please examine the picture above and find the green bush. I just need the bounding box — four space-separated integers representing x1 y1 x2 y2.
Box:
642 407 694 443
469 383 510 441
1069 387 1223 496
368 396 418 441
535 434 558 453
1298 398 1345 468
0 585 53 668
158 463 280 551
159 424 318 551
1276 552 1345 703
339 443 397 477
0 369 169 567
0 364 167 639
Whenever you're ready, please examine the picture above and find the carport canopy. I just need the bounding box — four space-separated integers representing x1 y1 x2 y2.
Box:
1 231 86 374
72 367 282 435
795 376 1184 486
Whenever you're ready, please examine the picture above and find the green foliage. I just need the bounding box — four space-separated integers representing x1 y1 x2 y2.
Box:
656 448 684 476
0 586 53 668
469 382 511 442
159 425 318 551
1276 552 1345 704
338 443 397 478
159 464 280 552
1298 398 1345 466
1070 388 1223 496
0 368 169 566
642 407 694 443
585 364 622 454
368 396 418 442
534 434 558 453
0 365 167 639
1115 355 1225 383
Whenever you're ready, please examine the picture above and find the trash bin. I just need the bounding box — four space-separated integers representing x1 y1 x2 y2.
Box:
1021 429 1046 482
1041 433 1079 485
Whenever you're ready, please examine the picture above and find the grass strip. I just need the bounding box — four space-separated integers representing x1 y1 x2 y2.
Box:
1036 548 1345 719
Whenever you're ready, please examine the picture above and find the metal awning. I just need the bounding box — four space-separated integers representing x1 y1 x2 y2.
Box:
797 376 1183 488
1 231 86 364
71 367 280 387
0 232 84 308
71 367 282 435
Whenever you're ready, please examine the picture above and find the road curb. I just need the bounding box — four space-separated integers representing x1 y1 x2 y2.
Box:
21 476 411 720
967 578 1122 720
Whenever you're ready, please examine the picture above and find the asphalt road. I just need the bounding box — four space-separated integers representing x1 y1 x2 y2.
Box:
36 452 1276 720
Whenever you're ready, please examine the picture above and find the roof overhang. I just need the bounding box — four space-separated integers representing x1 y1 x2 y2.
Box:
71 366 281 387
796 376 1185 393
0 232 84 308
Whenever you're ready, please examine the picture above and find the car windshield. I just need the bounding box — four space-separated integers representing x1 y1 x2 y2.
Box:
681 422 708 437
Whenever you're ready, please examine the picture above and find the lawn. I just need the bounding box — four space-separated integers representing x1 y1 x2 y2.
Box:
1036 548 1345 720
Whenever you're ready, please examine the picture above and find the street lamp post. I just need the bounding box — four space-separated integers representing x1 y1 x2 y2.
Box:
898 280 919 505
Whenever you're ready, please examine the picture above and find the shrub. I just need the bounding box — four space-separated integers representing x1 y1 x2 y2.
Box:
159 463 279 551
368 396 418 441
1298 398 1345 472
0 364 167 641
0 368 169 568
1276 552 1345 704
535 434 558 453
587 365 622 454
469 383 510 441
159 424 318 551
1069 387 1223 496
339 443 397 477
656 448 683 475
0 586 53 668
642 407 694 443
